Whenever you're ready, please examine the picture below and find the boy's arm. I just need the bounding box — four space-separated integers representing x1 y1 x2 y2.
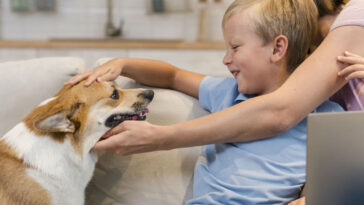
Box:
66 57 205 98
120 58 205 98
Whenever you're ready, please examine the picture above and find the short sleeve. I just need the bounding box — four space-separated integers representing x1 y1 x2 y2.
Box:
198 76 213 111
330 0 364 31
198 76 238 113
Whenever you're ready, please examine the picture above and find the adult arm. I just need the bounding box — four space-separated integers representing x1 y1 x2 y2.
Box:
94 25 364 154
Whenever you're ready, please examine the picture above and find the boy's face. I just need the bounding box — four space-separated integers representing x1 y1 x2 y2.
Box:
223 11 284 95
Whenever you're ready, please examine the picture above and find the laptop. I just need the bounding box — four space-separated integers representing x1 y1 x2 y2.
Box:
306 111 364 205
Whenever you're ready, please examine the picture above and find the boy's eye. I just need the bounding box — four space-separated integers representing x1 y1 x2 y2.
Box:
231 45 239 50
110 89 119 100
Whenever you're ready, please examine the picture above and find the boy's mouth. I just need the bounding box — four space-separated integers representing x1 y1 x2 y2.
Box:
231 71 240 79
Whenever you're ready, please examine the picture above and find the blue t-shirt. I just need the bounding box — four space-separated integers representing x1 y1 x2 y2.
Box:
187 76 344 205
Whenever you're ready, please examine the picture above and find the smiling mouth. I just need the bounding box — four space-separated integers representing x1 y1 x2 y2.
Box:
105 108 149 128
231 71 239 78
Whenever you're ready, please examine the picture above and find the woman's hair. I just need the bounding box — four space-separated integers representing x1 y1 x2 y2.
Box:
222 0 318 73
309 0 348 51
314 0 348 17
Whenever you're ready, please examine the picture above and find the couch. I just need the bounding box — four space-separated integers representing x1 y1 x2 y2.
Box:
0 57 209 205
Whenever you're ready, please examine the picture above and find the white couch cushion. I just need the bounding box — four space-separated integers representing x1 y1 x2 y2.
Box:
0 57 86 136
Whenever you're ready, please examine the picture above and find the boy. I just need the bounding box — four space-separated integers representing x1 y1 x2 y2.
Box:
67 0 343 204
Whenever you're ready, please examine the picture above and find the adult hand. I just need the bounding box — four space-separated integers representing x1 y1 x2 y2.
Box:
337 51 364 81
288 197 305 205
65 58 123 86
93 120 171 155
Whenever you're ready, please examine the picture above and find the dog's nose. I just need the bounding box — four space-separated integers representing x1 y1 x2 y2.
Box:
139 90 154 101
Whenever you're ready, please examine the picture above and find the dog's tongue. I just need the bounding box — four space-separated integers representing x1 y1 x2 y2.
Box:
132 108 149 120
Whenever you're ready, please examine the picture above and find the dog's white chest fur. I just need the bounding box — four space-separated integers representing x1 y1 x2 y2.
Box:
2 122 97 205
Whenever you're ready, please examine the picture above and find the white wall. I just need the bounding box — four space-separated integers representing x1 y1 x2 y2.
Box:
0 0 233 41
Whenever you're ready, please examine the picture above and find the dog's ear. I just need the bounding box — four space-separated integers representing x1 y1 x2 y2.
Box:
35 111 75 133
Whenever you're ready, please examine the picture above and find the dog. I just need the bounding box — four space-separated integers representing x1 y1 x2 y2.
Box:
0 80 153 205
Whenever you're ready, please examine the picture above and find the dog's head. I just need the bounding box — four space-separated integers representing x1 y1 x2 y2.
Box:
23 80 153 155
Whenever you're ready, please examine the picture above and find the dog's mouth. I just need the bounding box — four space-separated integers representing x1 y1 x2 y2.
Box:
104 108 149 128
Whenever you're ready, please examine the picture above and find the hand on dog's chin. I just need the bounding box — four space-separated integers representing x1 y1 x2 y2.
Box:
101 129 114 139
91 135 109 151
92 120 159 154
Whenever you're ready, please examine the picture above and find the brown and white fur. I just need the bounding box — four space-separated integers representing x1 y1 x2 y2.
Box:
0 80 153 205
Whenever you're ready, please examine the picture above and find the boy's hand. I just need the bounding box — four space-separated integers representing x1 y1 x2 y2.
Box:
65 58 123 86
93 121 169 155
337 51 364 81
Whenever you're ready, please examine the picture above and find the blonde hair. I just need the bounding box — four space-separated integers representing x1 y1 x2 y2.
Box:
222 0 318 73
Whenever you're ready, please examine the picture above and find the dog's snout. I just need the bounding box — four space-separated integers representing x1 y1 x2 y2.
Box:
139 90 154 101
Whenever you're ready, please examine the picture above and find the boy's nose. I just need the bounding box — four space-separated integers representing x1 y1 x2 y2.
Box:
223 52 232 65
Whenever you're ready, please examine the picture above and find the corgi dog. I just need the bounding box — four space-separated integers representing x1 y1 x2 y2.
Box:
0 80 153 205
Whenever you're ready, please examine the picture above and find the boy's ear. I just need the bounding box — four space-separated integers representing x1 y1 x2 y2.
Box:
271 35 288 63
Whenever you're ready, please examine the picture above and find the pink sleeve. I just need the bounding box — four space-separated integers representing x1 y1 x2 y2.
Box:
330 0 364 111
330 0 364 31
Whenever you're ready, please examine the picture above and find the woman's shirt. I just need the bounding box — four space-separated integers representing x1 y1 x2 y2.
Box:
331 0 364 110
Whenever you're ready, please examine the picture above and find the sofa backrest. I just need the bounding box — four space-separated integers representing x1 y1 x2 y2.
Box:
0 57 86 136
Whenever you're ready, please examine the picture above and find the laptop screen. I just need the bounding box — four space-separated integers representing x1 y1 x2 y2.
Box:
306 111 364 205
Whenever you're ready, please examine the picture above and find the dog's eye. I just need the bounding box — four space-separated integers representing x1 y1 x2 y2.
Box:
110 90 119 100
